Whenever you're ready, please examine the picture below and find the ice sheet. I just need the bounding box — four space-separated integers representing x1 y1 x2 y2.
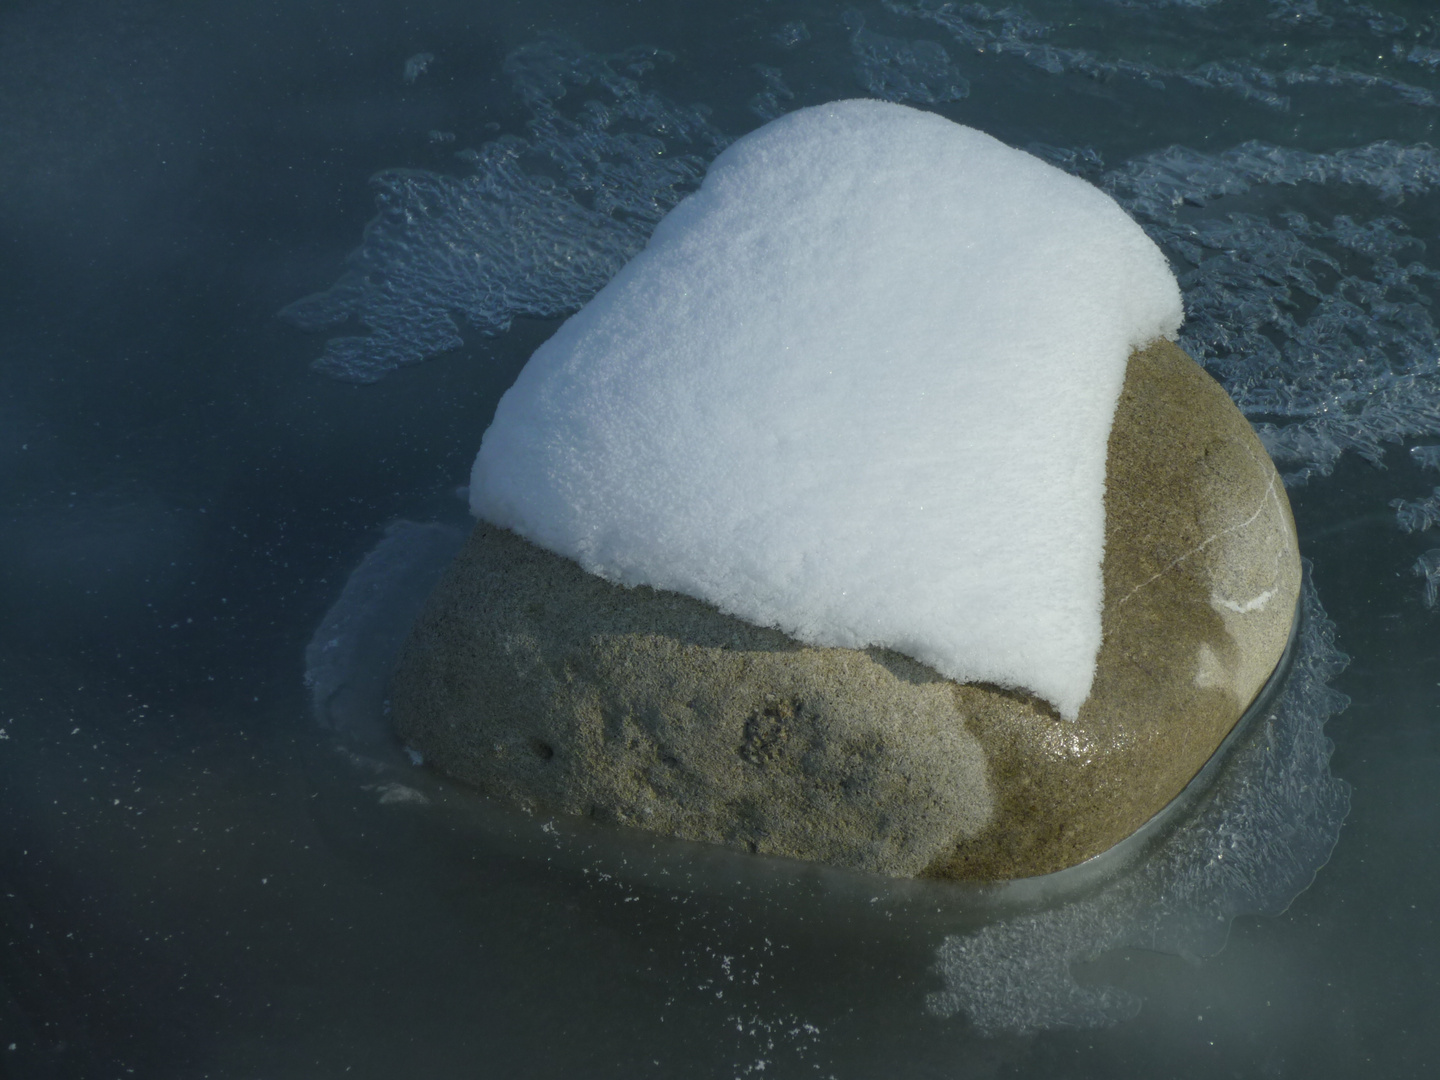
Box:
929 570 1350 1034
281 39 729 383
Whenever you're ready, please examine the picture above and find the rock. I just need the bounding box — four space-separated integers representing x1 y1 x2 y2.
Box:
391 339 1301 880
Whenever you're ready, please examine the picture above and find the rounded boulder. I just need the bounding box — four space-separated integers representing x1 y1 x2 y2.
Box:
391 339 1300 879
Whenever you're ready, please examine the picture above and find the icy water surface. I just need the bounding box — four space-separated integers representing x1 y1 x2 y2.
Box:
4 0 1440 1076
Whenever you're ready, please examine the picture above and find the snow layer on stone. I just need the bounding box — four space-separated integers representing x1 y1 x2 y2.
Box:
471 100 1182 719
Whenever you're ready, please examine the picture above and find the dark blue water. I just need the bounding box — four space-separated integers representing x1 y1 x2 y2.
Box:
4 0 1440 1076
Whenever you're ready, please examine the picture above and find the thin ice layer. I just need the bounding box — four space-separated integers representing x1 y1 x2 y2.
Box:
280 39 728 383
471 100 1182 718
928 570 1350 1034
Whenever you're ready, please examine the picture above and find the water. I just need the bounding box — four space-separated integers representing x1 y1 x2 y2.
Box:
4 0 1440 1076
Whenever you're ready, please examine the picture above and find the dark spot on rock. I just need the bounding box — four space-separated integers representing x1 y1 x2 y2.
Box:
740 698 802 765
528 738 555 760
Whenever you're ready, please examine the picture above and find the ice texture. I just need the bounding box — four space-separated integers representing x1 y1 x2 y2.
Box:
929 568 1350 1034
843 9 969 106
1088 142 1440 488
1392 488 1440 534
748 65 795 122
402 52 434 85
282 39 728 383
1414 549 1440 608
1412 445 1440 472
885 0 1439 111
771 21 811 49
291 3 1440 388
471 100 1182 719
304 521 463 742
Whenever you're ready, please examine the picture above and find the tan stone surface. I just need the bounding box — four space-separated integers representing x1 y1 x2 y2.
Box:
390 522 995 878
925 338 1301 878
391 339 1300 880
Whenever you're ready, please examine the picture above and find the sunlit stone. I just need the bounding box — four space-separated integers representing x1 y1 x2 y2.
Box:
391 103 1298 879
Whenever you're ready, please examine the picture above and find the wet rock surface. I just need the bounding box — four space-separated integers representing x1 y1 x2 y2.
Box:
392 339 1300 879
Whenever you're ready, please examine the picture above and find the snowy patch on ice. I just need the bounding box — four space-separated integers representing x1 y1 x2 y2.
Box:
472 100 1181 719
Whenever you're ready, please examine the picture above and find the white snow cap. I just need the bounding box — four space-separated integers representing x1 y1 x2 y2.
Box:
471 100 1182 719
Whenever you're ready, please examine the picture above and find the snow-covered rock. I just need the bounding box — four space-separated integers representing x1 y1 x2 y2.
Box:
395 341 1301 879
389 105 1300 879
470 99 1182 720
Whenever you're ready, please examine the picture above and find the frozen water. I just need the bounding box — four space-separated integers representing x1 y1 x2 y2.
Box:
402 52 435 85
1082 143 1440 487
771 20 810 49
885 0 1438 110
843 9 969 105
23 0 1437 1069
472 100 1181 719
281 39 729 383
929 569 1350 1034
748 65 795 122
304 521 463 742
1392 488 1440 534
1412 445 1440 471
1415 549 1440 608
